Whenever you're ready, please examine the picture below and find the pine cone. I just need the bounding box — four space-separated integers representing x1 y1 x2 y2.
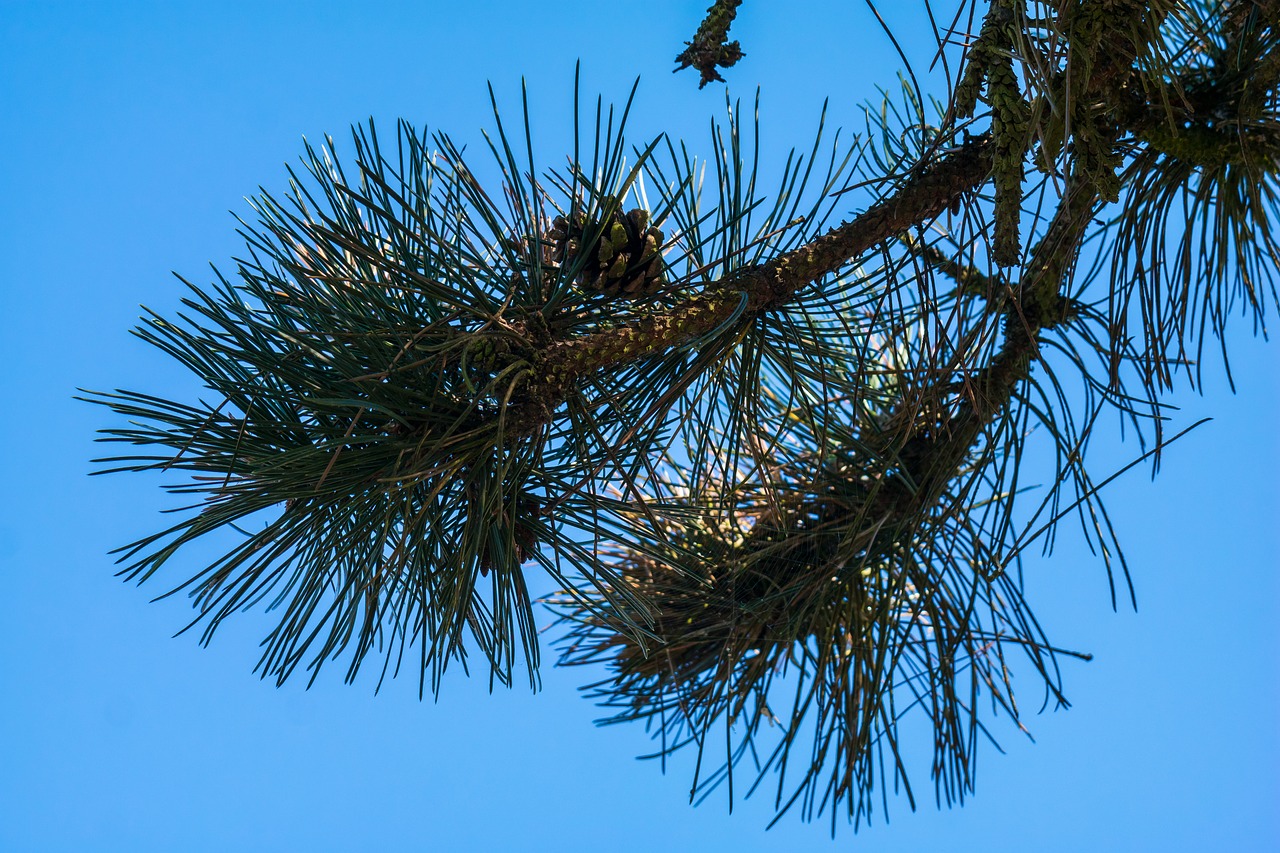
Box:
477 494 543 576
548 202 666 298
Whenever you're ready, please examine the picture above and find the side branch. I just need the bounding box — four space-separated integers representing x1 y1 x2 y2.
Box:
869 0 1174 512
864 179 1100 525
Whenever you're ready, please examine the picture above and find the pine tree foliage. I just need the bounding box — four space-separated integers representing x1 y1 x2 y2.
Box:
84 0 1277 832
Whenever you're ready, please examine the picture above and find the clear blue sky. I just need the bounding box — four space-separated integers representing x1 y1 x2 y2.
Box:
1 2 1277 850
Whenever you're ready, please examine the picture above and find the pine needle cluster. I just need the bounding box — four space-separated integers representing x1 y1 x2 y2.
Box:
86 0 1277 832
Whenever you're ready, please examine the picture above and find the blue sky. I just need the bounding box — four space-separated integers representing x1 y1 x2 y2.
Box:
1 2 1277 850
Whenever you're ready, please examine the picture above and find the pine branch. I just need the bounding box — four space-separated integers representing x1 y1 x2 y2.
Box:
86 0 1279 831
513 134 996 431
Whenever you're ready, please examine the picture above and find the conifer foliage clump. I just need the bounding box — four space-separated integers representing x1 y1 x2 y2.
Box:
86 0 1278 832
